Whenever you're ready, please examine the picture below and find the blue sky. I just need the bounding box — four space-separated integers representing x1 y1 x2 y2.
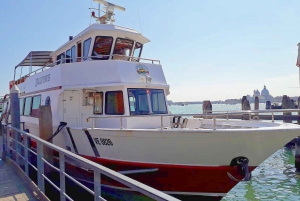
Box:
1 0 300 101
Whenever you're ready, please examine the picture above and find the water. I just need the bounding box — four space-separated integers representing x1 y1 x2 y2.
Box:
169 103 300 200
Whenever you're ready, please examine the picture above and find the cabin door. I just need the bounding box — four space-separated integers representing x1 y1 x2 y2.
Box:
63 90 80 127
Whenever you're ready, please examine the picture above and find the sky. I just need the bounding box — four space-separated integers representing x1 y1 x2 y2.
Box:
1 0 300 102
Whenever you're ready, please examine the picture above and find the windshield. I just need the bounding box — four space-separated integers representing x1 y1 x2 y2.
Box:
128 88 167 115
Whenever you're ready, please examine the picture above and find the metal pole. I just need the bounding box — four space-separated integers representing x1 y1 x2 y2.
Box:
10 85 20 165
59 153 66 201
24 135 29 176
37 141 45 192
94 169 101 201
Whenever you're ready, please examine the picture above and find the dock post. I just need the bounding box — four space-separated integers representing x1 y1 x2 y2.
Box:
282 95 292 123
298 97 300 125
242 100 251 120
241 96 247 110
202 100 212 116
10 85 20 165
39 105 54 173
295 137 300 173
254 96 259 110
290 99 295 109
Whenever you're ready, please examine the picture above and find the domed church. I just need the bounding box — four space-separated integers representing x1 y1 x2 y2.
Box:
252 85 273 101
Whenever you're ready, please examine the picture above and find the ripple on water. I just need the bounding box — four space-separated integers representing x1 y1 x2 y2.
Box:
222 148 300 200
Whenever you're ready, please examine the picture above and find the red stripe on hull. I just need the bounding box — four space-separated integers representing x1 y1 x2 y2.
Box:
80 155 256 194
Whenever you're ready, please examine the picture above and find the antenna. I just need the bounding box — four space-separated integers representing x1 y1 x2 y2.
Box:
92 0 125 24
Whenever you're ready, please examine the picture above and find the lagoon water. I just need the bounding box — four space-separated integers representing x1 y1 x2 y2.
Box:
169 103 300 201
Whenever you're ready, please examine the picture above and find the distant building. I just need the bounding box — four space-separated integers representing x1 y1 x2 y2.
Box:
251 85 273 102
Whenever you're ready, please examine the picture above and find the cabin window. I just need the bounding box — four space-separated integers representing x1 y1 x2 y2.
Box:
83 38 92 61
94 92 103 114
132 42 143 61
66 49 71 63
56 53 65 64
19 98 24 115
85 91 94 106
91 36 113 60
113 38 134 61
150 89 167 114
31 95 41 118
71 45 76 62
127 89 167 115
105 91 124 115
24 97 32 116
77 42 82 62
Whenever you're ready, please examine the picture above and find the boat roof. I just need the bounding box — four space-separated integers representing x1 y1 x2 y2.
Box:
52 23 150 56
15 51 53 69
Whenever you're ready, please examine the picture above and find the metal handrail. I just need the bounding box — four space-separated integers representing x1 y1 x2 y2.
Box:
1 123 180 201
15 54 160 82
86 109 300 130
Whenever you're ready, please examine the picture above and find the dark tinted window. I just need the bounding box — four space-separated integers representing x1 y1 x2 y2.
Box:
56 53 65 64
71 45 76 62
31 96 41 118
66 49 71 63
83 38 92 61
105 91 124 115
92 36 113 60
24 97 32 116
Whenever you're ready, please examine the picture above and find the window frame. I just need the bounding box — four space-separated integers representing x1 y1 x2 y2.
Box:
132 42 143 61
66 49 71 63
105 91 125 115
93 92 103 115
127 88 168 115
91 36 114 60
19 98 24 116
113 37 134 60
71 45 76 63
23 96 33 116
83 37 92 61
31 95 41 118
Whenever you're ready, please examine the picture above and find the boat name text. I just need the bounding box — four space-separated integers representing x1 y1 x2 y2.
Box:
93 138 113 146
35 74 50 87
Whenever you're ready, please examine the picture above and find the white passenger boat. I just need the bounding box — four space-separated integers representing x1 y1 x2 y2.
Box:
3 1 300 199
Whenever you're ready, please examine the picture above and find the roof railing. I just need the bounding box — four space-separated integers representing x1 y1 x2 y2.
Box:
15 55 160 82
1 123 180 201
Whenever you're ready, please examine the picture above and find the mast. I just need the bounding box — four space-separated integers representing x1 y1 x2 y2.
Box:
90 0 125 24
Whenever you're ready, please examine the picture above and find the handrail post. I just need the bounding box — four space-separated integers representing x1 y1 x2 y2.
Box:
59 152 66 201
24 135 29 176
213 116 216 130
37 141 45 192
94 169 101 201
92 118 95 129
249 113 251 121
120 117 123 129
160 116 163 130
272 112 274 123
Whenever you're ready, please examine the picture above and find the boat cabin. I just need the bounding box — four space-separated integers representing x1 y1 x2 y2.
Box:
12 23 171 130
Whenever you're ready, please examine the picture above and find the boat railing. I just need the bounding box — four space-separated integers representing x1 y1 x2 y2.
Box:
0 123 180 201
15 55 160 82
86 109 300 130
